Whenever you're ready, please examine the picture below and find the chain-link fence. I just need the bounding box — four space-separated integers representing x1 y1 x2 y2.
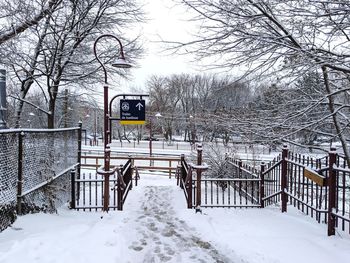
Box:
0 127 81 231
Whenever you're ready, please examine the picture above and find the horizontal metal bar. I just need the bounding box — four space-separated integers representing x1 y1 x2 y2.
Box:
227 161 259 178
21 163 79 197
200 204 261 208
262 160 282 175
75 205 119 209
262 190 282 201
332 211 350 222
81 155 181 161
136 166 177 170
284 191 327 213
201 178 260 182
333 166 350 174
75 179 118 183
286 158 306 168
0 127 80 134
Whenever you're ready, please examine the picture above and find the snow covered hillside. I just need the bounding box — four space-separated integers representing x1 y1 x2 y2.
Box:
0 173 349 263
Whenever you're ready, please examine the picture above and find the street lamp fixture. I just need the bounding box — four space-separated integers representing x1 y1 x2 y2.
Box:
93 34 132 212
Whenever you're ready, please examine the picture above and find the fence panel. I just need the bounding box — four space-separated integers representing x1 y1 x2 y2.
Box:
0 128 80 232
333 155 350 234
196 178 261 208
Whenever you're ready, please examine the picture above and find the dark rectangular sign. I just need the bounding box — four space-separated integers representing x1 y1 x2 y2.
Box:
120 99 145 125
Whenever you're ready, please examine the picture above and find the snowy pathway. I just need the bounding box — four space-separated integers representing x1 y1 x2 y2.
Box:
125 184 232 263
1 173 349 263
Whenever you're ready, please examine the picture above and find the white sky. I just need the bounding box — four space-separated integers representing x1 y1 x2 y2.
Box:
118 0 200 92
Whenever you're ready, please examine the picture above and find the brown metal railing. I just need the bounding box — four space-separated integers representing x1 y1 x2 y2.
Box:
228 146 350 236
80 155 180 178
75 155 181 211
195 178 261 208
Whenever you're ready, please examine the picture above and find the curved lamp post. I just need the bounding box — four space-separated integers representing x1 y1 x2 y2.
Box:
93 34 132 212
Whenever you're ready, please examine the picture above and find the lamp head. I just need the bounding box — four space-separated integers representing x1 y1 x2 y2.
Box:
112 57 132 69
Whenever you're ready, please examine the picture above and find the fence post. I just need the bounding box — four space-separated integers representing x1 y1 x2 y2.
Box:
187 167 193 209
176 164 181 186
260 162 265 208
327 147 337 236
77 122 82 200
281 145 288 213
70 169 76 209
16 132 24 215
128 156 133 190
238 160 242 178
117 166 123 211
169 160 172 179
135 167 138 187
180 154 185 189
195 144 203 213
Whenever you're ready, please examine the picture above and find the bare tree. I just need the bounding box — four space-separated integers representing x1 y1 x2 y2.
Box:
2 0 144 128
0 0 61 45
173 0 350 163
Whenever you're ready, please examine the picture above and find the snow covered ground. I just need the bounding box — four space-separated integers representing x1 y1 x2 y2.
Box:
0 173 350 263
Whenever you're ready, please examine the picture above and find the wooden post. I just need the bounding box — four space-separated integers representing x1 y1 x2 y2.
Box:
16 132 24 215
260 162 265 208
281 145 288 213
187 167 193 209
196 144 203 212
328 147 337 236
70 169 76 209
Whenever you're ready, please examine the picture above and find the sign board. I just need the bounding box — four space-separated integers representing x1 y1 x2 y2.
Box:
303 167 326 186
120 99 145 125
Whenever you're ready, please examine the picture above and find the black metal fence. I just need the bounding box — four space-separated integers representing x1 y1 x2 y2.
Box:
0 126 81 231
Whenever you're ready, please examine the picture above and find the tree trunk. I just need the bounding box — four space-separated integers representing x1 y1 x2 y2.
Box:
47 99 55 129
14 99 25 128
322 66 350 167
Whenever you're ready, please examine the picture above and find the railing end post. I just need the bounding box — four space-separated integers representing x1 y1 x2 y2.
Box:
260 162 265 208
327 147 337 236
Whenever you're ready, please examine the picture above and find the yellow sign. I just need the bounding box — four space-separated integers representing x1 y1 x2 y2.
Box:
119 120 146 125
303 168 326 186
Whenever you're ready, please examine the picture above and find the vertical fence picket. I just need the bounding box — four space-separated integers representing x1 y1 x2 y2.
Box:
324 156 329 224
205 180 208 205
211 180 213 205
341 158 346 231
95 172 98 211
82 172 86 211
228 181 231 205
306 156 310 216
89 172 92 211
310 157 314 219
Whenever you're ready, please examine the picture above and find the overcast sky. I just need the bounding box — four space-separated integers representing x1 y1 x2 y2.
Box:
120 0 199 92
